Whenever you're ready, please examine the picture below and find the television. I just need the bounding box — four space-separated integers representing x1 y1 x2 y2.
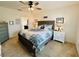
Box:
24 25 28 29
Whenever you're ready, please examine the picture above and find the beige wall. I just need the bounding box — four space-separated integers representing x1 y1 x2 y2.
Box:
20 17 28 30
0 6 23 38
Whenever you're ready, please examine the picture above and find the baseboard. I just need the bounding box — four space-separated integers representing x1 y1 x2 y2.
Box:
9 35 18 39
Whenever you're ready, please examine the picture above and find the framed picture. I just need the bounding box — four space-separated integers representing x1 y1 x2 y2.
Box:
56 17 64 24
9 21 14 25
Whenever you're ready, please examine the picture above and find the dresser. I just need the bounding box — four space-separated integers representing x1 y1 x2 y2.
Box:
53 31 65 43
0 22 9 44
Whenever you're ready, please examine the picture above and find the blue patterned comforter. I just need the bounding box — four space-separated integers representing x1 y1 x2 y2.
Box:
29 29 53 52
21 28 53 52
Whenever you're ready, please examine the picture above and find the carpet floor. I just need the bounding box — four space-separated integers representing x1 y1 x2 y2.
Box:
1 36 78 57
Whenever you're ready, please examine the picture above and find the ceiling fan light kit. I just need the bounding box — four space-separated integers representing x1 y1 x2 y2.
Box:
28 8 34 11
19 1 42 11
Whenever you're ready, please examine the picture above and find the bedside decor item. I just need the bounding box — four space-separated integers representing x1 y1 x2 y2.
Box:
56 17 64 31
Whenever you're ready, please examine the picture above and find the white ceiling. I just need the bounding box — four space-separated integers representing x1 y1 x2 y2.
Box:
0 1 23 9
0 1 79 11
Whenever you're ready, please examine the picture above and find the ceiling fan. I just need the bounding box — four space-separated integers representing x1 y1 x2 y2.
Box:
18 1 42 11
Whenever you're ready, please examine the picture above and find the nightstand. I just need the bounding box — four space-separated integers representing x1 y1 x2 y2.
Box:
53 31 65 43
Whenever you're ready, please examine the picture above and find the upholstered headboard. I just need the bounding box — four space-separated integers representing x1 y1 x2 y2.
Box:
38 21 55 30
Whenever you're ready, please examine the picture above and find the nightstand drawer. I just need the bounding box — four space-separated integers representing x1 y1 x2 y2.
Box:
54 31 65 43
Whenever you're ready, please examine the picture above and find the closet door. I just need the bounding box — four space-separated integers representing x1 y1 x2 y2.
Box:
0 23 9 43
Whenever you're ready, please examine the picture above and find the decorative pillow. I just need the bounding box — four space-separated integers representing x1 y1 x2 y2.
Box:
40 25 45 29
44 25 52 30
38 25 45 29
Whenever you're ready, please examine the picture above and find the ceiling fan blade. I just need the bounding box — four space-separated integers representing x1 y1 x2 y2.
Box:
36 7 42 10
17 8 28 12
35 2 39 6
19 1 26 5
17 9 22 11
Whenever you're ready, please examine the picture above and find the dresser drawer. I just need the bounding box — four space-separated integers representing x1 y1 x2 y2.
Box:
0 23 8 43
0 24 7 28
0 30 8 35
0 27 8 31
0 33 9 43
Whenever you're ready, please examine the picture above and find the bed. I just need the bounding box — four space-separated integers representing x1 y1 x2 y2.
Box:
18 21 55 57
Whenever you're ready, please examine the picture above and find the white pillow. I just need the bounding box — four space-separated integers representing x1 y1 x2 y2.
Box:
38 25 44 29
44 25 52 30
